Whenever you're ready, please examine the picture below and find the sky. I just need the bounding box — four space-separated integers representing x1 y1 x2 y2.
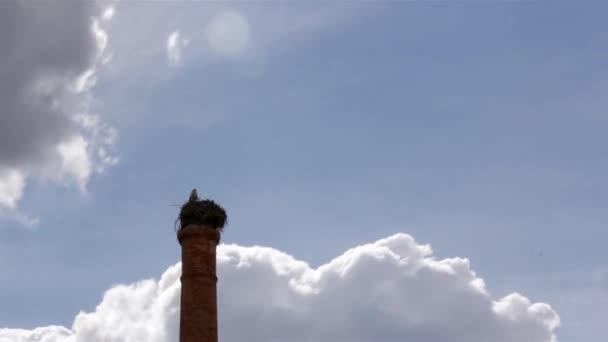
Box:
0 1 607 341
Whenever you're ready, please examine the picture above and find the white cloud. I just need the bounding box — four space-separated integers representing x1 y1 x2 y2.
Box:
56 136 91 192
0 233 559 341
102 7 115 21
0 1 117 218
205 10 250 58
0 170 25 210
167 31 189 67
0 326 73 342
0 169 38 226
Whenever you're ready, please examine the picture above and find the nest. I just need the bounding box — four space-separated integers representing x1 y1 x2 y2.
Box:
177 199 227 232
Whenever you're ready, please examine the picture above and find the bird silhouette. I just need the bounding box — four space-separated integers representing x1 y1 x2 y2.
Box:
189 188 199 202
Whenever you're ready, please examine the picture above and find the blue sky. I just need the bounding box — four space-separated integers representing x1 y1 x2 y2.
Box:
1 2 607 341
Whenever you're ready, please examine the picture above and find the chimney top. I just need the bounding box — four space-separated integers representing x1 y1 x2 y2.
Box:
177 188 227 232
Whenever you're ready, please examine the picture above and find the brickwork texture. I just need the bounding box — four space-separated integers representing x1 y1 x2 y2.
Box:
178 226 220 342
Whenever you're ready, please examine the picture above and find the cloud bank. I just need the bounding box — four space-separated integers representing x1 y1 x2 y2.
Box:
0 1 117 218
0 233 559 341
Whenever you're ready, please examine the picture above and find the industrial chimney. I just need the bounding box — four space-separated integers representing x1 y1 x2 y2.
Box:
177 189 227 342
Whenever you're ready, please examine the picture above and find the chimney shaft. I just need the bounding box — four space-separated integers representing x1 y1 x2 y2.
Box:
178 225 220 342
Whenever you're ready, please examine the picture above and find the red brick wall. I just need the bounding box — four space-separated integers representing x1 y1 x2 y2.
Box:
178 226 220 342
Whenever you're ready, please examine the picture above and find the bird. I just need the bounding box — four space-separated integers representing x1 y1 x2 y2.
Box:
189 188 199 202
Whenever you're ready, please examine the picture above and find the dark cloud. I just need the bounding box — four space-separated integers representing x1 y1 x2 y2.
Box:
0 1 96 165
0 1 115 210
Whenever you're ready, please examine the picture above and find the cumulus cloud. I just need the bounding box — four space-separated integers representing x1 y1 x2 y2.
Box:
166 31 189 67
0 233 559 341
0 1 117 217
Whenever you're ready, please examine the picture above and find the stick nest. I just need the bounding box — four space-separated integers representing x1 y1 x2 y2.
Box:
177 199 227 232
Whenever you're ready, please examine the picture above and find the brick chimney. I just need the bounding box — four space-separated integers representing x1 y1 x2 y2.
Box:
178 226 220 342
177 190 226 342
